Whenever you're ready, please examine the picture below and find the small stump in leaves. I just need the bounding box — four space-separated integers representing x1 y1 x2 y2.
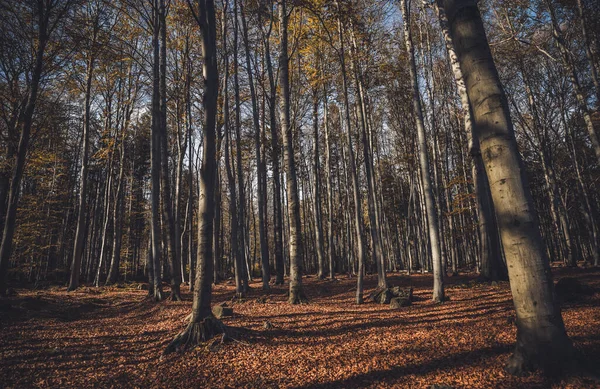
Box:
212 303 233 319
390 297 411 309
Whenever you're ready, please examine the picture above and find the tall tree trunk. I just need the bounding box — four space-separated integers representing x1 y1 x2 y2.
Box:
349 28 387 289
106 126 127 285
434 0 505 281
336 1 366 304
240 2 270 289
231 0 247 293
233 0 248 294
262 16 285 285
68 50 97 290
159 0 182 301
323 84 335 279
442 0 573 374
165 0 221 353
311 89 326 279
279 0 305 304
401 0 444 302
149 0 164 301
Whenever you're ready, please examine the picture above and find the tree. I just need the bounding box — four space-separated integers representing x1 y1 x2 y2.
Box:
165 0 222 352
279 0 306 304
0 0 74 296
240 0 270 290
433 0 506 281
149 0 165 301
400 0 444 302
68 1 103 291
335 0 367 304
442 0 573 374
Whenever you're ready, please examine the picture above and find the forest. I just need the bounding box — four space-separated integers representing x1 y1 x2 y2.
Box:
1 0 599 387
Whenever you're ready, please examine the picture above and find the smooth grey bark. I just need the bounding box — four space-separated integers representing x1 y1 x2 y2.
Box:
165 0 221 353
401 0 444 302
443 0 573 374
434 0 505 280
336 2 366 304
279 0 305 304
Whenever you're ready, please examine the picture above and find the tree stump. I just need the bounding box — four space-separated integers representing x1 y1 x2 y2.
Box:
390 297 411 308
212 304 233 319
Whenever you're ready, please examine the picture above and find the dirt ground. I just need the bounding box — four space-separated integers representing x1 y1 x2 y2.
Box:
1 266 599 388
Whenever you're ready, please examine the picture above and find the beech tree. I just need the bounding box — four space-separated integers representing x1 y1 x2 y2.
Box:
442 0 573 374
279 0 306 304
166 0 221 351
400 0 444 302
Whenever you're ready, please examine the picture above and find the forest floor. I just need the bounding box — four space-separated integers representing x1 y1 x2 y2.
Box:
1 266 600 389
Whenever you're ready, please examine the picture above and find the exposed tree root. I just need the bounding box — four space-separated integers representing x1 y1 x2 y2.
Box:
164 316 227 354
505 333 574 376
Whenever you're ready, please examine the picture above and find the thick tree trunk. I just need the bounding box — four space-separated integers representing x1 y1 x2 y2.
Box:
434 0 505 281
442 0 573 374
401 0 444 302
